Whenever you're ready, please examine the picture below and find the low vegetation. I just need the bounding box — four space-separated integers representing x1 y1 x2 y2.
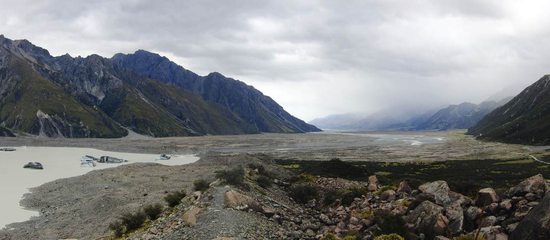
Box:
289 183 320 204
193 179 210 192
277 157 550 196
164 190 187 207
256 175 272 188
109 210 148 237
374 233 405 240
143 203 163 220
215 166 245 186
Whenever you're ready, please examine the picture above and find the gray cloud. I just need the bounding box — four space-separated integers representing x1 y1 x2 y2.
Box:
1 0 550 121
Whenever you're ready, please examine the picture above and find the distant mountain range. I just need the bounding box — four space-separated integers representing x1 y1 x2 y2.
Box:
0 35 319 138
310 98 511 131
468 75 550 145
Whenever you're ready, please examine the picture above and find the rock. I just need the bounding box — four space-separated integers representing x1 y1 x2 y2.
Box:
513 205 532 219
510 192 550 240
405 200 446 239
499 199 513 211
508 174 547 197
182 206 203 226
261 206 276 218
476 188 499 207
525 192 537 201
445 202 464 235
486 202 499 214
397 180 412 194
319 213 332 224
418 180 452 206
224 190 257 210
481 216 498 227
464 206 482 231
368 175 378 191
479 226 508 240
380 189 396 201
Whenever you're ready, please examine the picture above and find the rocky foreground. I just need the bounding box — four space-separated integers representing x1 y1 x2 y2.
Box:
127 162 549 240
2 153 550 240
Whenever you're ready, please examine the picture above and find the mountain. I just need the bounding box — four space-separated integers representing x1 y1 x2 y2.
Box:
311 100 509 131
468 75 550 145
112 50 319 133
0 35 318 138
415 100 509 130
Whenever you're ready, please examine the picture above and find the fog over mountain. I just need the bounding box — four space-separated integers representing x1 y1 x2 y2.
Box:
1 0 549 121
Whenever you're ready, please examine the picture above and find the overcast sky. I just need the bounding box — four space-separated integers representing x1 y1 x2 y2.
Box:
1 0 550 121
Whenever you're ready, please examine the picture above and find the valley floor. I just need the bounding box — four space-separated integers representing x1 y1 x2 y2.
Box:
1 130 549 239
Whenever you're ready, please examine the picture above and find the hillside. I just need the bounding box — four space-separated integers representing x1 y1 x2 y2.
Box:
0 35 318 137
468 75 550 145
416 100 506 130
112 50 320 133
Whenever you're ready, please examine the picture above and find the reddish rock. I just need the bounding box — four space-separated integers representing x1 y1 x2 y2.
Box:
476 188 499 207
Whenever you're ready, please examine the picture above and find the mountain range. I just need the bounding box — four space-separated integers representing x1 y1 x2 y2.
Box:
0 35 319 138
468 75 550 145
310 99 510 131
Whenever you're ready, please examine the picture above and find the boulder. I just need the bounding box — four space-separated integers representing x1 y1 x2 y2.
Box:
445 202 464 235
224 190 258 210
397 180 412 194
499 199 513 211
510 192 550 240
479 226 508 240
405 200 446 239
476 188 499 207
418 180 452 206
508 174 547 197
182 206 203 226
380 189 397 201
368 175 378 191
464 206 482 231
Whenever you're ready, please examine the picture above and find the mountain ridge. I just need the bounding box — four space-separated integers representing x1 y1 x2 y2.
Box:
0 35 319 137
310 99 510 131
468 75 550 145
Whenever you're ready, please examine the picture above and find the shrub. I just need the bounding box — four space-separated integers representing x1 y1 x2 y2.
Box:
341 187 367 206
321 233 339 240
120 211 147 232
256 175 272 188
297 173 318 183
323 189 342 206
343 234 359 240
216 166 245 186
164 190 187 207
289 184 319 204
143 203 163 220
193 179 210 192
374 234 404 240
109 220 124 237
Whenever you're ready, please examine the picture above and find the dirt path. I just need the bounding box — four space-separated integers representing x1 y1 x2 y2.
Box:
167 186 279 240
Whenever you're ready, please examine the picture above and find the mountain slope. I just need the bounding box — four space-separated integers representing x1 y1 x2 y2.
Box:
468 75 550 145
0 57 127 138
0 126 14 137
112 50 320 133
0 35 313 137
310 99 508 131
416 101 504 130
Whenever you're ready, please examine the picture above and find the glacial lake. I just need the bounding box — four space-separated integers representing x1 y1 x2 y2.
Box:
0 147 198 229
